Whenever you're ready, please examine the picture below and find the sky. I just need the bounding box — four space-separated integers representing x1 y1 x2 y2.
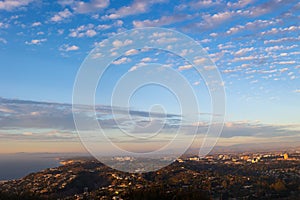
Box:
0 0 300 154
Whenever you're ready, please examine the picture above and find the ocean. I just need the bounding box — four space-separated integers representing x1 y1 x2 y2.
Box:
0 153 62 181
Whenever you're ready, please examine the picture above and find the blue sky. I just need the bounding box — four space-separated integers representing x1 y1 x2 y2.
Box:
0 0 299 153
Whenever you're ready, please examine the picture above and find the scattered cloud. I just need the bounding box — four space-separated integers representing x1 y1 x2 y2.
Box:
133 14 194 28
227 0 255 8
72 0 109 14
31 22 42 27
0 0 34 11
226 19 280 35
25 39 47 45
59 44 79 51
102 0 168 20
0 22 9 29
112 57 131 65
264 36 300 44
112 39 133 48
69 24 97 38
0 38 7 44
178 64 193 71
234 47 254 56
125 49 139 56
245 0 296 17
50 8 73 22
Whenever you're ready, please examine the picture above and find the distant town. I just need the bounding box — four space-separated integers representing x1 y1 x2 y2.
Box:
0 150 299 199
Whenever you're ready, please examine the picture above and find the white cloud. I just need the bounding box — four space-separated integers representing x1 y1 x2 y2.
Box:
112 57 131 65
128 62 147 72
193 57 208 65
141 57 152 62
0 22 9 29
188 0 222 9
264 36 300 44
133 14 194 28
0 0 34 11
233 55 256 62
60 44 79 51
125 49 139 56
210 32 218 37
32 22 42 27
72 0 109 14
178 64 193 71
97 24 111 30
226 19 280 35
193 81 200 86
279 68 289 73
112 39 133 48
69 24 97 38
51 9 72 22
294 89 300 93
204 65 215 71
223 69 237 74
245 0 293 17
103 0 167 20
275 61 296 65
261 26 300 36
85 29 96 37
227 0 255 8
25 39 47 45
234 47 254 56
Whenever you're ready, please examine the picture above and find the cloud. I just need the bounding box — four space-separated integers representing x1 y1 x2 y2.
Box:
133 14 194 28
201 11 234 27
234 47 254 56
112 57 131 65
264 36 300 44
72 0 109 13
245 0 297 17
261 25 300 36
59 44 79 51
265 45 298 52
69 24 97 38
189 0 222 8
0 97 180 132
275 61 296 65
0 22 9 29
0 98 299 145
141 57 152 62
31 22 42 27
50 8 72 22
294 89 300 93
0 0 34 11
25 39 47 45
227 0 255 8
226 19 280 35
124 49 139 56
178 64 193 71
233 55 257 62
0 38 7 44
220 122 300 138
112 39 133 48
193 57 208 65
128 62 147 72
102 0 168 20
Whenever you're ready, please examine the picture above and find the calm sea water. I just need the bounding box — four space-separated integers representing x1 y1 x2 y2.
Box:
0 153 62 180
